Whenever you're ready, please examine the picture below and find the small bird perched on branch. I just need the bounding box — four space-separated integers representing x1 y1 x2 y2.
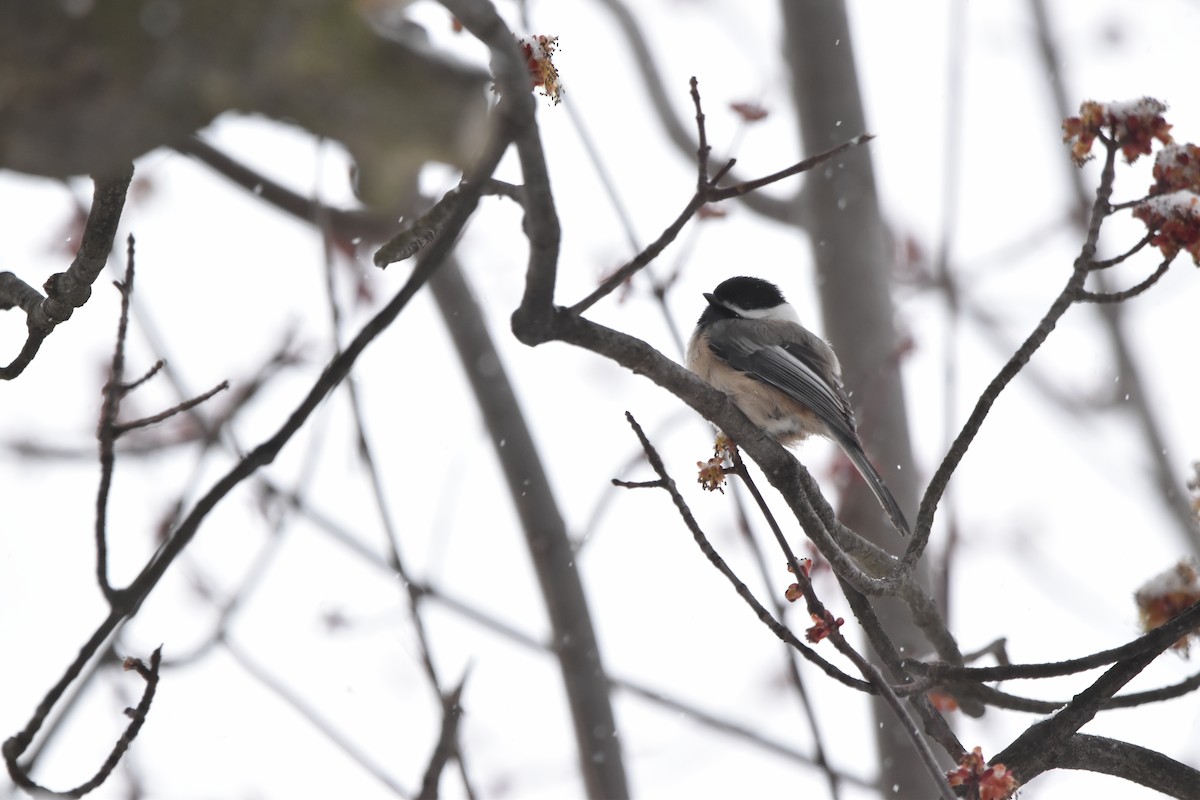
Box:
686 276 909 536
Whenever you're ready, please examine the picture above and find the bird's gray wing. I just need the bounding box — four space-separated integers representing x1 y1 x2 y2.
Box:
711 328 911 536
711 330 858 442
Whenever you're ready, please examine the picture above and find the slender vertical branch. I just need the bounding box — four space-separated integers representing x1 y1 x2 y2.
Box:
94 237 138 603
910 140 1119 551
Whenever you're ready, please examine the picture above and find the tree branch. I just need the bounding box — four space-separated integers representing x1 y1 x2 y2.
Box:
0 167 133 379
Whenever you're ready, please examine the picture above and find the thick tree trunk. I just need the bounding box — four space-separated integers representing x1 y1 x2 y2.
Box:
779 1 942 794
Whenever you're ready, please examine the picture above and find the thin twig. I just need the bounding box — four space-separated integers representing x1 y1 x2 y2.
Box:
568 192 708 315
1075 260 1171 303
910 598 1200 685
948 664 1200 714
417 676 469 800
729 447 955 790
691 76 712 188
588 0 796 222
437 6 631 796
1 96 516 800
120 360 165 393
567 79 870 316
266 475 872 780
617 412 871 690
113 381 230 436
1088 231 1155 269
727 482 843 800
1027 0 1200 553
3 647 162 797
707 134 873 200
826 632 956 800
907 139 1120 572
223 640 411 797
727 445 814 599
94 237 139 603
327 185 478 795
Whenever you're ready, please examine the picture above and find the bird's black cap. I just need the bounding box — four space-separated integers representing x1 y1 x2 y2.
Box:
708 276 787 311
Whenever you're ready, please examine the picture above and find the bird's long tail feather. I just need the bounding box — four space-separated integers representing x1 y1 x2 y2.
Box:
836 435 910 537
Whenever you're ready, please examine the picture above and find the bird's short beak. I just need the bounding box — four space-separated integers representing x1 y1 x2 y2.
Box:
703 292 717 305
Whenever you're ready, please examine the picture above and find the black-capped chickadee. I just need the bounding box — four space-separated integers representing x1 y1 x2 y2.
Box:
686 276 910 536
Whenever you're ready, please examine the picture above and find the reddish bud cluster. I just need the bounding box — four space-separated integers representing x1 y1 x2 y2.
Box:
805 609 843 643
1133 191 1200 264
945 747 1019 800
1133 143 1200 264
696 456 727 493
696 434 735 492
518 35 562 105
1062 98 1172 165
1135 559 1200 653
1151 143 1200 193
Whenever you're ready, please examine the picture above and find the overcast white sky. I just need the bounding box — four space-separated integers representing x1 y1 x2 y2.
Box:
2 1 1199 798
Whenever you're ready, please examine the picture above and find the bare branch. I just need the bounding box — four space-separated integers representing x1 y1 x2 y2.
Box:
1076 259 1171 303
94 237 139 602
1088 231 1156 269
417 677 468 800
1 96 515 800
0 167 133 379
725 484 844 799
375 182 469 268
825 631 956 800
994 614 1196 785
1027 0 1200 554
618 412 872 691
3 647 162 798
436 4 629 797
224 641 411 797
910 598 1200 686
113 380 230 437
268 478 868 778
911 140 1119 557
567 81 869 317
707 133 873 201
1049 734 1200 797
175 136 393 242
589 0 796 223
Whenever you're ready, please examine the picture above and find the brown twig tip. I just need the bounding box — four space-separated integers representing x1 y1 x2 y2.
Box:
612 478 664 490
690 77 711 187
114 379 230 436
4 645 164 796
122 359 166 393
122 655 151 679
